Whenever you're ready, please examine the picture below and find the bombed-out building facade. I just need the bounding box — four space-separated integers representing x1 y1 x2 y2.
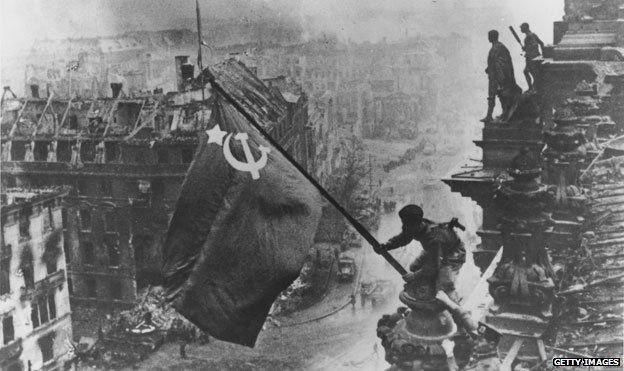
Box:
0 188 73 371
1 57 315 310
215 35 451 140
19 30 198 99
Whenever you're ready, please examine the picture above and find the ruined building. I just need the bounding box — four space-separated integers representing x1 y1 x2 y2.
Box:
0 188 73 371
232 36 447 139
19 30 198 99
1 58 314 309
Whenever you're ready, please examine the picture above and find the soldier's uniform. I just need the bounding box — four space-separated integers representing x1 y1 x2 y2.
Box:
523 30 544 90
482 35 521 122
380 205 465 295
486 41 518 102
523 31 543 61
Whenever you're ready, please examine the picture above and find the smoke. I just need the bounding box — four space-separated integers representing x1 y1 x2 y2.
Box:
292 0 563 44
2 0 563 55
1 0 563 94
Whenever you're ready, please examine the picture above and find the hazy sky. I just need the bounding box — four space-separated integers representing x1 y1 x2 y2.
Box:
1 0 563 56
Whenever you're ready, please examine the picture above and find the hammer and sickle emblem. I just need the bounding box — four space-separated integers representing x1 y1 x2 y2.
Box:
223 133 270 180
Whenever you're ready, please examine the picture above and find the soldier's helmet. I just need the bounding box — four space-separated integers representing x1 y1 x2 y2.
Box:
398 204 423 224
488 30 499 42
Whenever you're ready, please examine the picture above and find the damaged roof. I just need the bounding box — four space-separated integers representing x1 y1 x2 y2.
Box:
0 94 201 142
1 186 70 210
208 59 289 127
1 59 300 143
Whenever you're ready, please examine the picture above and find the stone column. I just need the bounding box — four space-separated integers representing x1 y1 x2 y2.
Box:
377 265 476 370
542 108 589 232
542 111 587 187
485 149 556 365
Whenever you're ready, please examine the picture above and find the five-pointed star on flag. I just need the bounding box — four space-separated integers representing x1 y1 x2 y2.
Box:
206 124 227 146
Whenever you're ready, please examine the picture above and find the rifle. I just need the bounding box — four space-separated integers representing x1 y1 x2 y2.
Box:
508 26 524 53
448 217 465 231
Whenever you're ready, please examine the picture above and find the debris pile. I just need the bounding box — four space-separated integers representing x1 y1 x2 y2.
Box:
108 286 204 342
271 260 315 315
73 286 208 368
553 154 624 359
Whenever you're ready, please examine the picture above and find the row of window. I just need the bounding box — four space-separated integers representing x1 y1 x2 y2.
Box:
72 179 171 200
0 292 57 347
0 244 59 297
6 140 195 164
4 176 182 204
7 140 118 163
31 293 57 329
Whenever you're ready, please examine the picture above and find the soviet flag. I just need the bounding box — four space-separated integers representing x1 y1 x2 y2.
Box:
162 61 322 347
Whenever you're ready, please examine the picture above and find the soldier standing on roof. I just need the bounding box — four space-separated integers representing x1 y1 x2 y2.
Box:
481 30 521 123
520 23 545 92
373 205 466 302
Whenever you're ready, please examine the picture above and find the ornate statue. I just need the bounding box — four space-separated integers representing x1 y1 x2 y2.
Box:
542 108 589 219
486 148 556 364
492 148 556 316
376 271 463 370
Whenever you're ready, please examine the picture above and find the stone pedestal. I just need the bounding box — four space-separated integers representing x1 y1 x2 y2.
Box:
484 150 556 365
542 115 587 186
377 276 470 370
542 110 589 247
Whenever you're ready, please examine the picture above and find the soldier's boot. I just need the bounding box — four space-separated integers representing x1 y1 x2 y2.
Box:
436 291 478 337
480 98 495 122
498 95 513 122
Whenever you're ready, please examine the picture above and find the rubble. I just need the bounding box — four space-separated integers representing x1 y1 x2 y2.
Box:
107 286 202 341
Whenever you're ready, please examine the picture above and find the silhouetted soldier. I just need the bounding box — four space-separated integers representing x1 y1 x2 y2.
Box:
374 205 466 302
481 30 521 123
520 23 545 92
